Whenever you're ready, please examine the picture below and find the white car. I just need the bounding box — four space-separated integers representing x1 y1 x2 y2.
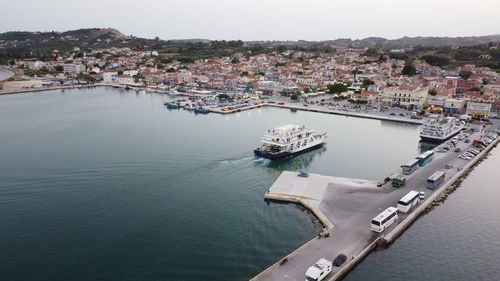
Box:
419 191 425 200
305 258 332 281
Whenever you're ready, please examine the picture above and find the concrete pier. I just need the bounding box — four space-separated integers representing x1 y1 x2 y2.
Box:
267 103 424 125
252 128 499 281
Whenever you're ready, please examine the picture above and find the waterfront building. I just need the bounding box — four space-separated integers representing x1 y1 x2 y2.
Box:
469 121 485 131
102 71 119 83
63 64 86 74
466 101 492 118
351 91 378 105
113 75 134 84
428 87 453 113
379 85 429 110
444 98 466 114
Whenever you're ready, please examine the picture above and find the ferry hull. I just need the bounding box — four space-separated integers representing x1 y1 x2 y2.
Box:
254 143 324 160
420 129 463 143
419 136 449 144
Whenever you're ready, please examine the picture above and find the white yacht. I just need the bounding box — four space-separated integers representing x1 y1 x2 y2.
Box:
254 124 327 159
420 117 466 143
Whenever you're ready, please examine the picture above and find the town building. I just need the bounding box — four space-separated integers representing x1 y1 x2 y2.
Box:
63 64 85 74
379 85 429 110
466 101 492 118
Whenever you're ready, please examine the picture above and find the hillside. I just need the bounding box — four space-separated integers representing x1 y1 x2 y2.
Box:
0 28 499 71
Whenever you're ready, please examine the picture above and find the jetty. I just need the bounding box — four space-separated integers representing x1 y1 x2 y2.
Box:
252 127 499 281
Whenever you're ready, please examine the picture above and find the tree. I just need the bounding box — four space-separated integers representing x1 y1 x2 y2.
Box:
166 67 176 73
363 47 379 57
217 93 230 100
428 88 437 96
78 74 96 82
54 65 63 72
303 87 311 93
231 57 240 64
482 78 489 85
118 70 124 75
362 78 375 88
460 71 472 80
241 71 249 76
401 60 417 76
327 83 348 94
290 93 300 101
351 68 360 80
421 55 450 67
133 74 144 83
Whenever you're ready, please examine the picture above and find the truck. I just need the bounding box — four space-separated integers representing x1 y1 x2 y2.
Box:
305 258 332 281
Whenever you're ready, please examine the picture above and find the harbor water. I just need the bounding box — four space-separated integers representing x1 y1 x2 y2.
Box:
0 87 440 281
0 69 14 81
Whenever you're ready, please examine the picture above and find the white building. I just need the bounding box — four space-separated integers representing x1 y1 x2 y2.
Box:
102 72 118 83
63 64 85 74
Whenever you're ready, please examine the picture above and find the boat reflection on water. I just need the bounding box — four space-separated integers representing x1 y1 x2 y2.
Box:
418 141 438 153
263 146 327 175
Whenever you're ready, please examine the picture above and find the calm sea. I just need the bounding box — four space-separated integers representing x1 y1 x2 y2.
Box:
0 87 439 281
0 69 14 81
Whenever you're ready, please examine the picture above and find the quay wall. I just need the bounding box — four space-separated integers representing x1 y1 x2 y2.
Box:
250 195 334 281
0 84 98 95
266 104 424 125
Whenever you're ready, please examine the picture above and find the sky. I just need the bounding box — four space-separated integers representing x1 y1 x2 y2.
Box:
1 0 499 41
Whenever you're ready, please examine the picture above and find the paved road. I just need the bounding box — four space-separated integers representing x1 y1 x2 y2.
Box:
253 123 499 281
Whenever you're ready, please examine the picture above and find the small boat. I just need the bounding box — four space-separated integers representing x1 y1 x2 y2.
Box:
298 171 309 177
164 102 180 109
194 108 209 114
184 104 195 111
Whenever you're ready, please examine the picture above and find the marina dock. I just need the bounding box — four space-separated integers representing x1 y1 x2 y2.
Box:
252 129 499 281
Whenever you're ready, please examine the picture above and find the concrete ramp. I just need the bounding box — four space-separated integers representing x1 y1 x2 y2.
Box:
264 171 378 229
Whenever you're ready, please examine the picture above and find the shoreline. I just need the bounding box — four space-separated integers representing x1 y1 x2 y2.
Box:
0 67 15 81
0 84 426 125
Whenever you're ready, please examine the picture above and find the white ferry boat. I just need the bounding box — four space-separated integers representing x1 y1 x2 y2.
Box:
420 117 466 143
254 124 327 159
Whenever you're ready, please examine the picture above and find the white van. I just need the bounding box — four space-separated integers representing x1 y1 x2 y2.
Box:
305 258 332 281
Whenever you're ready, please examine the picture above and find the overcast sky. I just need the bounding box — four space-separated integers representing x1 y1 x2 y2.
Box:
1 0 499 41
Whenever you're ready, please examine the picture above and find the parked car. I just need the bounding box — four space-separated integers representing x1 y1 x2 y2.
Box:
333 254 347 267
419 191 425 200
389 112 396 116
454 148 461 153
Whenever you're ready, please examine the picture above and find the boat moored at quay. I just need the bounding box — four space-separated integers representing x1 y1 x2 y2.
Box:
420 117 466 143
164 102 180 109
254 124 327 160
